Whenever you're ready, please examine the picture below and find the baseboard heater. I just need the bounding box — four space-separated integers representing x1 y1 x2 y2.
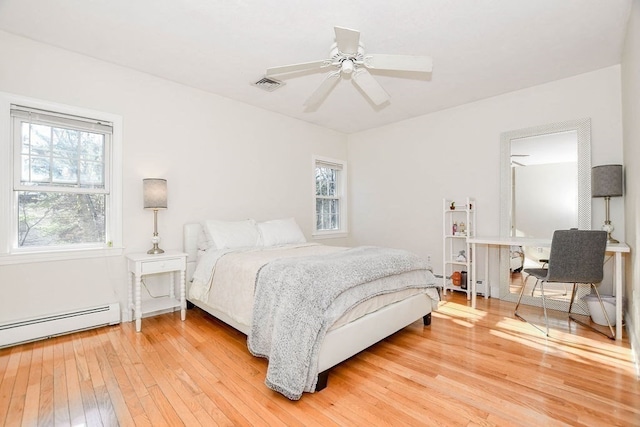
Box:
0 303 120 348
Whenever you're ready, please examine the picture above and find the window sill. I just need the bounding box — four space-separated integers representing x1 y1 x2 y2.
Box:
312 231 348 240
0 246 124 265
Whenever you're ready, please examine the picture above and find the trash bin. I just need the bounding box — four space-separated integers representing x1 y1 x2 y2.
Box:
582 294 617 326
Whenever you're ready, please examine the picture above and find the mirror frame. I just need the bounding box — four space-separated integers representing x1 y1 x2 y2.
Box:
498 117 591 300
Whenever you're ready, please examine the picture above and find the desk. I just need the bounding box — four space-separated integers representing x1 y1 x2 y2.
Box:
468 236 630 340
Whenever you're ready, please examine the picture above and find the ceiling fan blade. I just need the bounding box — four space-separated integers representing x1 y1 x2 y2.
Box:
365 54 433 73
266 60 327 77
303 72 341 108
352 69 389 105
334 26 360 54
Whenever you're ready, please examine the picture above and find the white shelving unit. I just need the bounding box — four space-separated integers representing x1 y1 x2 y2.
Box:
443 197 476 300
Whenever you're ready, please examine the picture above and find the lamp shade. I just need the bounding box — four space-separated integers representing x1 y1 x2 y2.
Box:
592 165 623 198
143 178 167 209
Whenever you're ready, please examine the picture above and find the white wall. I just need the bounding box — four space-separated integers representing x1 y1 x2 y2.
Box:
348 66 624 296
621 0 640 367
0 31 348 323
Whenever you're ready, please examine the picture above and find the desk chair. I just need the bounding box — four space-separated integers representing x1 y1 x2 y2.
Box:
514 229 612 339
527 258 568 297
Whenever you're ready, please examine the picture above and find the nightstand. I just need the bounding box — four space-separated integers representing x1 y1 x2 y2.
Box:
126 251 188 332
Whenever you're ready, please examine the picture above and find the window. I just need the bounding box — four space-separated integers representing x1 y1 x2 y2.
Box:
0 94 122 263
313 156 347 237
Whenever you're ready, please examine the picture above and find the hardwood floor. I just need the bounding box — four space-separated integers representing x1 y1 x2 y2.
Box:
1 292 638 426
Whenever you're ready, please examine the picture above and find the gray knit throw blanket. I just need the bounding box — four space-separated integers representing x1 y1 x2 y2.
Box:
247 246 434 400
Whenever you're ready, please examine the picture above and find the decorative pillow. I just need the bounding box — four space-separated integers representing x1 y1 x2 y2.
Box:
258 218 306 246
203 219 260 249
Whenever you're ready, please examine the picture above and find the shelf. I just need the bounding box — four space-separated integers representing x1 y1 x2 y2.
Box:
443 197 476 300
445 260 468 266
445 284 469 292
139 296 181 315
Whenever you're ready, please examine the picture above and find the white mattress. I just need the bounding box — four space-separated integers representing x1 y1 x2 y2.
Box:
189 244 438 331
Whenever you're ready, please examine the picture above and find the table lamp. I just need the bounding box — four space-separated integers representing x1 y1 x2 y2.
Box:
143 178 167 254
592 165 623 244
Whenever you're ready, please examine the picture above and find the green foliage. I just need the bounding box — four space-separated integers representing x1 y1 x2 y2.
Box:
18 192 105 247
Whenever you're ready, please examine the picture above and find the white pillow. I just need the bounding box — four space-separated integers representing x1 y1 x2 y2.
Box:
258 218 306 246
197 226 215 250
203 219 260 249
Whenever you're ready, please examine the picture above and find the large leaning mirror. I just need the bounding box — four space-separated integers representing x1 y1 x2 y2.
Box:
499 118 591 307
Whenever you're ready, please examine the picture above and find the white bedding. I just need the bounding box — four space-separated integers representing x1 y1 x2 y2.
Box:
189 243 438 331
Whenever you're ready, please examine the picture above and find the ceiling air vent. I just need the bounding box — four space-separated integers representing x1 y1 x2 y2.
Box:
252 77 284 92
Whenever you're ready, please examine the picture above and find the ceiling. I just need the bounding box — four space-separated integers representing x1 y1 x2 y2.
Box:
0 0 632 134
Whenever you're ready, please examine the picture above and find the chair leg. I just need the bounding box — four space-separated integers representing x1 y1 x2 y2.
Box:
539 280 549 337
568 284 615 340
568 283 578 313
515 277 550 337
514 274 528 318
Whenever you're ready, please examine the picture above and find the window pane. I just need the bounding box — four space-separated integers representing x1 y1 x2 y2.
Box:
52 157 78 184
80 161 104 186
27 156 50 183
52 127 79 158
315 166 338 197
315 168 325 196
29 124 51 156
331 214 339 230
18 191 106 247
81 132 104 162
316 199 323 229
315 197 340 231
21 123 31 154
18 122 105 188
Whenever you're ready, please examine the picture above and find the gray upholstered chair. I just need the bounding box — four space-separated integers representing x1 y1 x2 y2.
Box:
514 229 612 339
527 257 568 297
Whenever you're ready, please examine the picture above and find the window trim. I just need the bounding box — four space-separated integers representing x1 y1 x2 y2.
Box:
312 155 348 239
0 92 123 264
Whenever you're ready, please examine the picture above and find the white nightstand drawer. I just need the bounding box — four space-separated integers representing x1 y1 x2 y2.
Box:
141 258 184 274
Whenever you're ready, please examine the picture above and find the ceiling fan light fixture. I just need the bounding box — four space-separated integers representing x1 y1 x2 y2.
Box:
341 59 354 74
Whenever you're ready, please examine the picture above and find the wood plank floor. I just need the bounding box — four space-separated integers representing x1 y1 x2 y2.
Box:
1 292 638 426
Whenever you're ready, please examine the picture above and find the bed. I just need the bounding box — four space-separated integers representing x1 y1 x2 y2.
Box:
183 218 439 400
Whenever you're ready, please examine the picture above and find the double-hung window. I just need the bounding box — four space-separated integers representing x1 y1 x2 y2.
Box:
0 95 122 263
313 156 347 237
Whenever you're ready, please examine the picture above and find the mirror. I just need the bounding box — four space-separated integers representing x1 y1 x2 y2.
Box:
499 118 591 302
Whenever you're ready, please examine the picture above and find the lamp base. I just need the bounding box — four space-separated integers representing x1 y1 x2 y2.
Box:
147 234 164 254
147 244 164 254
602 220 619 244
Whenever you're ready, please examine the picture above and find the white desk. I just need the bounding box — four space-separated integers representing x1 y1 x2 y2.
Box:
468 236 630 340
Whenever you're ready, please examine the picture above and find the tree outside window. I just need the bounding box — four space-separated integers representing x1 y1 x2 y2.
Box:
13 107 111 249
314 156 347 236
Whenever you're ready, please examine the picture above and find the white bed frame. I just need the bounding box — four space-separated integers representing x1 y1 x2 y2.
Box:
183 223 433 390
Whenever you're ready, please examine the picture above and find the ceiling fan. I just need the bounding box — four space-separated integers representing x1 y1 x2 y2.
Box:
511 154 530 167
265 26 433 109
